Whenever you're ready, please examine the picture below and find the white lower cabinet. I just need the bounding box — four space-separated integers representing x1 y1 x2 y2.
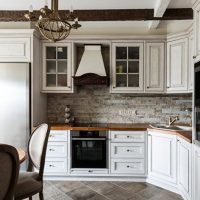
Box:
110 131 146 176
192 144 200 200
44 130 68 175
148 131 177 184
178 138 192 200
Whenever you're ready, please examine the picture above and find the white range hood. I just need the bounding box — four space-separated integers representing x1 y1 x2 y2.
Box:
75 45 107 77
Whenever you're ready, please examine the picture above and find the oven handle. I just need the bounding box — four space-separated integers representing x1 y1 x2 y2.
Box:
72 138 106 141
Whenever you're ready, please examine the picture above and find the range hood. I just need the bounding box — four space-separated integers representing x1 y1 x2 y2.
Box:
73 45 108 85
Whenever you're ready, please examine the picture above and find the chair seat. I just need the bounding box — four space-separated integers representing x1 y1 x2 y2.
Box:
15 172 43 199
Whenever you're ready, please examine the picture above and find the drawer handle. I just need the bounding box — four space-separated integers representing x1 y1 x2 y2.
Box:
49 164 55 167
127 165 130 168
127 136 130 138
88 170 93 173
126 149 132 152
49 148 55 152
49 135 55 138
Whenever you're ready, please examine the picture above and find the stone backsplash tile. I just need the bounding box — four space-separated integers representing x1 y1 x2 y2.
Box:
47 86 192 124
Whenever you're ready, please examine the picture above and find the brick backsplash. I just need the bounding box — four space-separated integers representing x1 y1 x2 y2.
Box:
47 86 192 124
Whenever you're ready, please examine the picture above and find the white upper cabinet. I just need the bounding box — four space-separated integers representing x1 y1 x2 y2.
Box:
167 38 188 93
145 42 165 93
111 42 144 93
42 43 73 93
193 1 200 59
188 31 194 91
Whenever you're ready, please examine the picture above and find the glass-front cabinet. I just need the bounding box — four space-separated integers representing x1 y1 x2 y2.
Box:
42 43 73 93
111 43 144 93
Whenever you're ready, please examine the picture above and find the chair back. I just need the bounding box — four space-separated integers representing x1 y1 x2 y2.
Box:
0 144 19 200
28 124 50 180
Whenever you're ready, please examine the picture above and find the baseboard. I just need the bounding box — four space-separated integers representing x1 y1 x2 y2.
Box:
146 178 180 195
44 176 147 182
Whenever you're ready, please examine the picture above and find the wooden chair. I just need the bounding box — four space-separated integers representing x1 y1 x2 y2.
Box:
14 124 50 200
0 144 19 200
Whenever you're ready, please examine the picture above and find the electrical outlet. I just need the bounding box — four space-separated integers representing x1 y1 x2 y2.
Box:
119 110 135 116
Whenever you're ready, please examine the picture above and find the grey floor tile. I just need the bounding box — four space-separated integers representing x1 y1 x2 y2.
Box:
83 181 119 195
103 187 135 200
88 193 110 200
136 184 162 199
51 181 85 193
148 192 183 200
67 186 98 200
112 182 149 194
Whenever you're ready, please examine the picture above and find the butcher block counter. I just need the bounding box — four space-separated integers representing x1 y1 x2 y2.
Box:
49 123 192 143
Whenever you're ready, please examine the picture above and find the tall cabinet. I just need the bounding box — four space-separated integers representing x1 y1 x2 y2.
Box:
111 42 144 93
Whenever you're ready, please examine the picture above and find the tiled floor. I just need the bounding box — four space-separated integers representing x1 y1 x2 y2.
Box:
31 181 183 200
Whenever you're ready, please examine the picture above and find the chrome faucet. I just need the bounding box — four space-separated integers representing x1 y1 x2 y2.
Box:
168 116 179 126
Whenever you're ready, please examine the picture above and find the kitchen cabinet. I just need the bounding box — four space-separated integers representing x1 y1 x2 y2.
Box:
177 137 192 200
188 31 194 91
167 38 188 92
192 143 200 200
193 1 200 60
145 42 165 93
44 130 68 175
42 43 73 93
111 42 144 93
148 131 177 184
110 131 146 175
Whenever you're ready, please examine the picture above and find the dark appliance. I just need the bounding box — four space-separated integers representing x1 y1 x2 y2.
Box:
72 131 107 168
195 61 200 107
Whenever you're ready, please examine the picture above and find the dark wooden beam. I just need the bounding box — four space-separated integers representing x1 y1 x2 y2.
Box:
0 8 193 22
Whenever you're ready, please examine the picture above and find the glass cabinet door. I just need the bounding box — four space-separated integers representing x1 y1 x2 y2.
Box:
43 43 72 92
112 43 143 92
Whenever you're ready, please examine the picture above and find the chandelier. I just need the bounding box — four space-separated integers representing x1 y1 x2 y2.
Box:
25 0 81 42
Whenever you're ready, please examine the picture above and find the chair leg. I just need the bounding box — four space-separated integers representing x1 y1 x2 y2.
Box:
39 192 44 200
29 197 32 200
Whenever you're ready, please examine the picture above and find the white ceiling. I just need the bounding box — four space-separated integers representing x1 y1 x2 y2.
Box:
0 0 193 10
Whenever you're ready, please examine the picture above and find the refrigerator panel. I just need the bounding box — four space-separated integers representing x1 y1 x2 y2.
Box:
0 63 30 150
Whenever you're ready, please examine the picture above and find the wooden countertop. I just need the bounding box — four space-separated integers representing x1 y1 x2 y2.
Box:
49 123 192 143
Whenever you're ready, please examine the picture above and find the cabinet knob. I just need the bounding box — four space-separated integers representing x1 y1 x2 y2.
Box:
167 86 170 89
49 148 55 151
193 56 196 59
127 149 130 152
49 135 54 138
49 164 55 167
127 135 130 138
147 86 150 89
113 86 116 88
88 170 93 173
127 165 130 168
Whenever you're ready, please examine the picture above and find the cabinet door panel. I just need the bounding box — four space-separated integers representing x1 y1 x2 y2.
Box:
167 38 188 92
178 139 191 200
148 131 177 184
146 43 165 92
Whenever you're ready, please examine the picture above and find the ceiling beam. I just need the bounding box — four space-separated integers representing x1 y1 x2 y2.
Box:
0 8 193 22
149 0 171 29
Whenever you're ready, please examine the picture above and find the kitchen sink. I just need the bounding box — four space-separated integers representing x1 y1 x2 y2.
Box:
150 124 192 131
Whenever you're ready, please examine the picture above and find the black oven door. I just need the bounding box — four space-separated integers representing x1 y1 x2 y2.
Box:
72 137 106 168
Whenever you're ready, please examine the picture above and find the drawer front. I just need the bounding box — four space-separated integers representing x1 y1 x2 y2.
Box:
49 130 68 142
70 169 108 175
46 142 67 158
110 131 145 142
111 159 145 174
111 143 145 158
45 159 67 174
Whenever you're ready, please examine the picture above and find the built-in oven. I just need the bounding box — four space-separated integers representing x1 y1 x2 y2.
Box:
195 61 200 107
71 131 107 168
195 107 200 142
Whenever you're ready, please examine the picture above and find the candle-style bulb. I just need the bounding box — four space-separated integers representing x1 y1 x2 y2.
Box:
75 17 78 22
70 6 73 13
29 5 33 12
